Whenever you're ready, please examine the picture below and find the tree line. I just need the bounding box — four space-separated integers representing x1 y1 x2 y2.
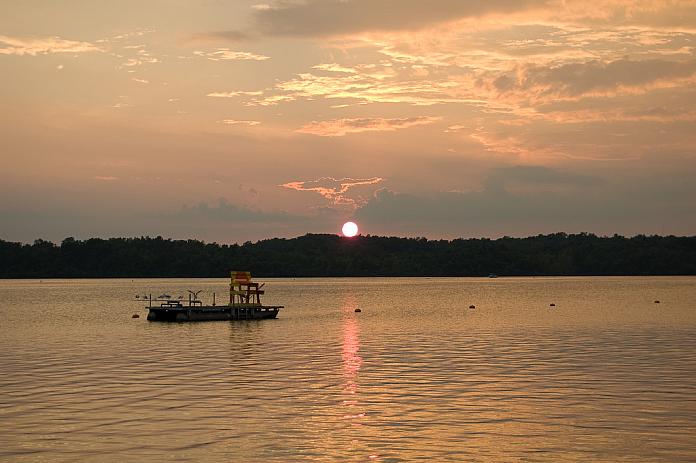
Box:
1 233 695 278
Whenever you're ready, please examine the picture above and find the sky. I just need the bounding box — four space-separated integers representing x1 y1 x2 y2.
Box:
1 0 695 243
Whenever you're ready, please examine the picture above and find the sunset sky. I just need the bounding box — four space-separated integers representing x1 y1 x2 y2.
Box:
2 0 695 243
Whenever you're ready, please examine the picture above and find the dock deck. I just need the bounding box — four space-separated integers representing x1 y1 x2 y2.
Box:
147 304 283 322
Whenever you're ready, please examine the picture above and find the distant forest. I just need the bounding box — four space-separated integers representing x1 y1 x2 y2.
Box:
1 233 695 278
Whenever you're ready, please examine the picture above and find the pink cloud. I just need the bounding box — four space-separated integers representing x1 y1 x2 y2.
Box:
0 35 101 56
297 116 441 136
280 177 384 208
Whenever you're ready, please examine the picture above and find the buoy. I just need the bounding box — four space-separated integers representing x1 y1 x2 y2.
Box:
654 300 660 304
469 305 475 309
550 303 556 307
355 308 361 313
132 314 140 318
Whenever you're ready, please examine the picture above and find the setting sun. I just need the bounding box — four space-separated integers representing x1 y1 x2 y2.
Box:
342 221 359 237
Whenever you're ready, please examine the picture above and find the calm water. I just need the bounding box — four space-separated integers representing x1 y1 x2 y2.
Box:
1 277 696 462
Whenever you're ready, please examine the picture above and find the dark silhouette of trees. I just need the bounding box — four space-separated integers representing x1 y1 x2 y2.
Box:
0 233 694 278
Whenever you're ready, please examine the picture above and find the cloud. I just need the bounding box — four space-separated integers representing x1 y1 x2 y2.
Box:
516 105 696 125
242 0 546 38
110 29 156 41
312 63 358 74
0 35 101 56
485 165 600 191
177 198 298 223
280 177 384 208
487 58 696 101
118 47 160 68
551 0 696 29
219 119 261 126
232 22 695 110
193 48 269 61
187 30 250 43
244 62 481 106
355 166 696 237
467 121 657 162
296 116 442 136
207 90 264 98
199 1 696 43
355 186 588 229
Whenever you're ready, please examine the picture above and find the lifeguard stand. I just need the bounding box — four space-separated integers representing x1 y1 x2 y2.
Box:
229 271 265 306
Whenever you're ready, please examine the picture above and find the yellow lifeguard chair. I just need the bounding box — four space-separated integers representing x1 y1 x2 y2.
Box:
229 271 265 306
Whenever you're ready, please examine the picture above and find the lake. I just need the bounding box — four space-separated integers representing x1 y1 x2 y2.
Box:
1 277 696 462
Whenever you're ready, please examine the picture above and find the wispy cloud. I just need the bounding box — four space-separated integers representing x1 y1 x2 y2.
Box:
197 0 696 46
207 90 264 98
109 29 156 41
483 58 696 102
0 35 101 56
312 63 358 73
219 119 261 126
119 47 160 67
235 19 696 111
193 48 270 61
280 177 384 208
246 63 478 106
176 198 297 223
297 116 441 136
215 0 547 39
508 105 696 125
468 124 645 162
185 30 249 44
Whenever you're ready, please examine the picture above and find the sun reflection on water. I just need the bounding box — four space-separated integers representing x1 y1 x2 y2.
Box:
341 296 364 421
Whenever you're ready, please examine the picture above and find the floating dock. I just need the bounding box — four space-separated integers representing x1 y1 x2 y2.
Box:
144 271 283 322
146 304 282 322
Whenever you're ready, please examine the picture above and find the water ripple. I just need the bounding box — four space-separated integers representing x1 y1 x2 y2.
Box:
1 277 696 462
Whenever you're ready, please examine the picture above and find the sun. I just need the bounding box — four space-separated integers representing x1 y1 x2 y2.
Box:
342 221 359 237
